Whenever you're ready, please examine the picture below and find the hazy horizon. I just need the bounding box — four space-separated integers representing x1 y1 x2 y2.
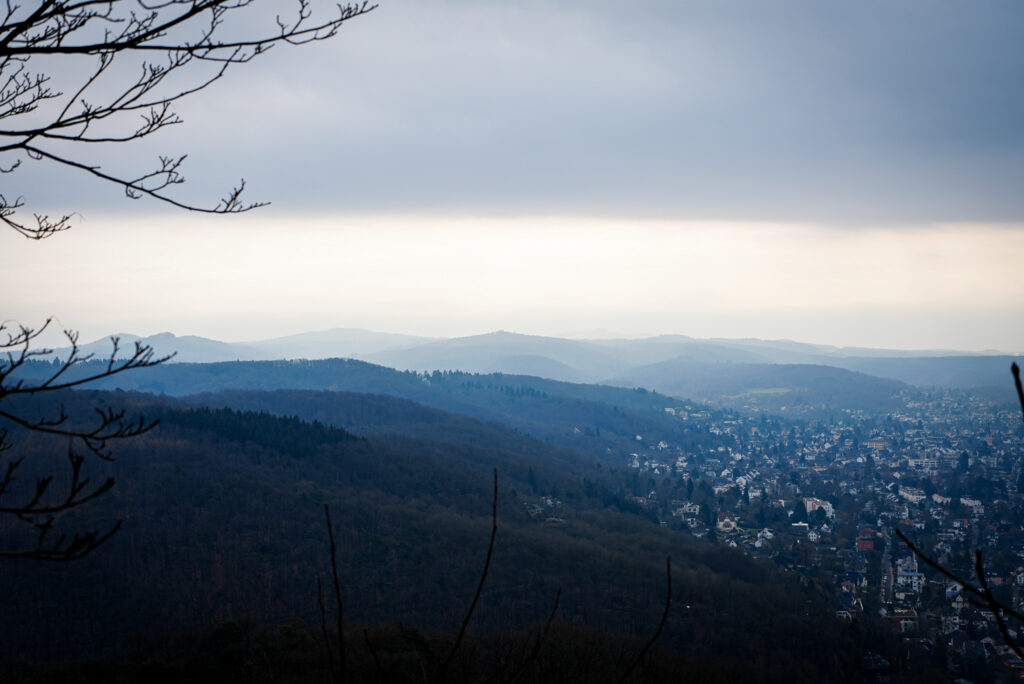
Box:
6 213 1023 354
4 1 1023 355
50 317 1024 358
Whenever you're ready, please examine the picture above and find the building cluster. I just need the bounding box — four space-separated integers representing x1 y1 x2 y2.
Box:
629 388 1024 678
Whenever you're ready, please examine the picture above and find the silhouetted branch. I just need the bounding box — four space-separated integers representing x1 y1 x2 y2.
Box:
1 321 173 397
1 516 122 561
440 468 499 683
504 588 561 684
618 556 672 684
893 530 1018 619
974 550 1024 660
322 503 345 684
317 575 337 684
891 362 1024 655
363 628 383 684
0 0 376 238
895 529 1024 659
0 319 169 560
1013 362 1023 424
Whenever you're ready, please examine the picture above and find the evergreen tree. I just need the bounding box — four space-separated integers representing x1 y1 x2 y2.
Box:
957 451 970 473
791 499 808 524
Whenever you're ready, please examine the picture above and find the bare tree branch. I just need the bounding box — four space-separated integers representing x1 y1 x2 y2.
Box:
362 628 384 684
503 588 561 684
618 556 671 684
895 530 1024 659
0 0 376 238
974 550 1024 660
891 363 1024 658
440 468 499 683
317 574 338 684
323 502 345 684
1 0 374 560
1012 362 1023 424
0 318 168 560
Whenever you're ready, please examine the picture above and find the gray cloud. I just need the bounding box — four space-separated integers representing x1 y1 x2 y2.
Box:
13 0 1024 224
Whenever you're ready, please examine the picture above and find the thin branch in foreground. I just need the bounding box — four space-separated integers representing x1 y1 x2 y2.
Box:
892 530 1003 614
0 518 122 561
974 550 1024 660
440 468 499 683
323 503 345 684
317 575 337 684
0 321 170 560
894 530 1024 655
363 628 383 684
0 1 377 237
505 588 562 684
618 556 672 684
1013 362 1024 425
891 362 1024 655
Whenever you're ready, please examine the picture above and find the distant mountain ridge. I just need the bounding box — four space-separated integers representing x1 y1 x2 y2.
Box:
243 327 433 359
57 331 267 364
53 328 1019 394
54 328 435 364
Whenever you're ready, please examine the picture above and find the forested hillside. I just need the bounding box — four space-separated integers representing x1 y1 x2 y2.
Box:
13 359 736 460
608 360 911 416
1 391 925 682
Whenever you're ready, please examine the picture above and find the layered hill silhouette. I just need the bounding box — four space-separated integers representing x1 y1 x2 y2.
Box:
54 329 1017 399
12 357 735 461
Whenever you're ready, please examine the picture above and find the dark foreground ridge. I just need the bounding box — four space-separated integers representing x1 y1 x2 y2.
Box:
2 390 934 682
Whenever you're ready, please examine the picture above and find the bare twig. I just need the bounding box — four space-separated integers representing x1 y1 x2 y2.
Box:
323 503 345 684
1012 362 1024 424
440 468 499 683
0 320 168 560
363 628 383 684
618 556 672 684
892 364 1024 656
895 529 1024 656
974 550 1024 660
0 0 376 237
317 575 337 683
505 588 562 684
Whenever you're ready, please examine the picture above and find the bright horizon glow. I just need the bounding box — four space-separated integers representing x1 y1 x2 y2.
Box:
4 213 1023 354
5 3 1024 358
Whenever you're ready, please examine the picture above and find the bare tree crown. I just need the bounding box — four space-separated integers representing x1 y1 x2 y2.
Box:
1 1 374 559
0 0 375 238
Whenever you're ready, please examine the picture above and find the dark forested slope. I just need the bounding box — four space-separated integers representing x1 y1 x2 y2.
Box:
608 360 910 416
13 359 736 461
2 391 890 682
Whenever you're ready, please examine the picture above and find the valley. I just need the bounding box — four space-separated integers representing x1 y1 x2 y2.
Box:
5 329 1021 681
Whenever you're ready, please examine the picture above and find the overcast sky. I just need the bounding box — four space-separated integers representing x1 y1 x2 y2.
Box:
4 0 1024 351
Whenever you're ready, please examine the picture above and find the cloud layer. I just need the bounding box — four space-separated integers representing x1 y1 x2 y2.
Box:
9 0 1024 223
4 2 1023 351
6 215 1023 351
